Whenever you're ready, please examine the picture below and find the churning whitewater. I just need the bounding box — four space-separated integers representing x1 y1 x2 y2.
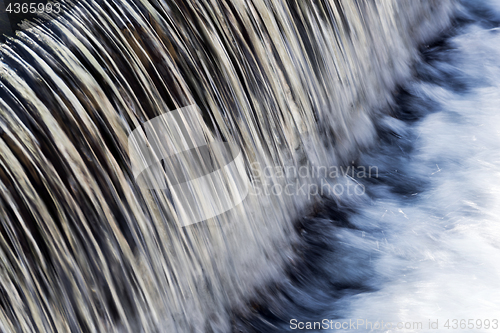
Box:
233 1 500 332
0 0 499 332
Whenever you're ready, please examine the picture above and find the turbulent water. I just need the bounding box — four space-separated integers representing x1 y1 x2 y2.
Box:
4 0 500 332
233 1 500 332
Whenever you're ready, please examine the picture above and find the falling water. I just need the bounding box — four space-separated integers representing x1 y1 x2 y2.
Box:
0 0 455 332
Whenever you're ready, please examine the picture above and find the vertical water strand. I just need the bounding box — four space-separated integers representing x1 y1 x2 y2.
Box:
0 40 145 332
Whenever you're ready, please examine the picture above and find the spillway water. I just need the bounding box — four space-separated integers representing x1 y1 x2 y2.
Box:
4 0 500 332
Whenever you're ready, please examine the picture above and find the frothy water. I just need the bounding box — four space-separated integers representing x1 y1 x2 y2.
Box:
0 0 476 332
348 9 500 330
232 1 500 332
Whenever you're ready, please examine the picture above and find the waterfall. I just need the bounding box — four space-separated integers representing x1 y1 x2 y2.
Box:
0 0 454 331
